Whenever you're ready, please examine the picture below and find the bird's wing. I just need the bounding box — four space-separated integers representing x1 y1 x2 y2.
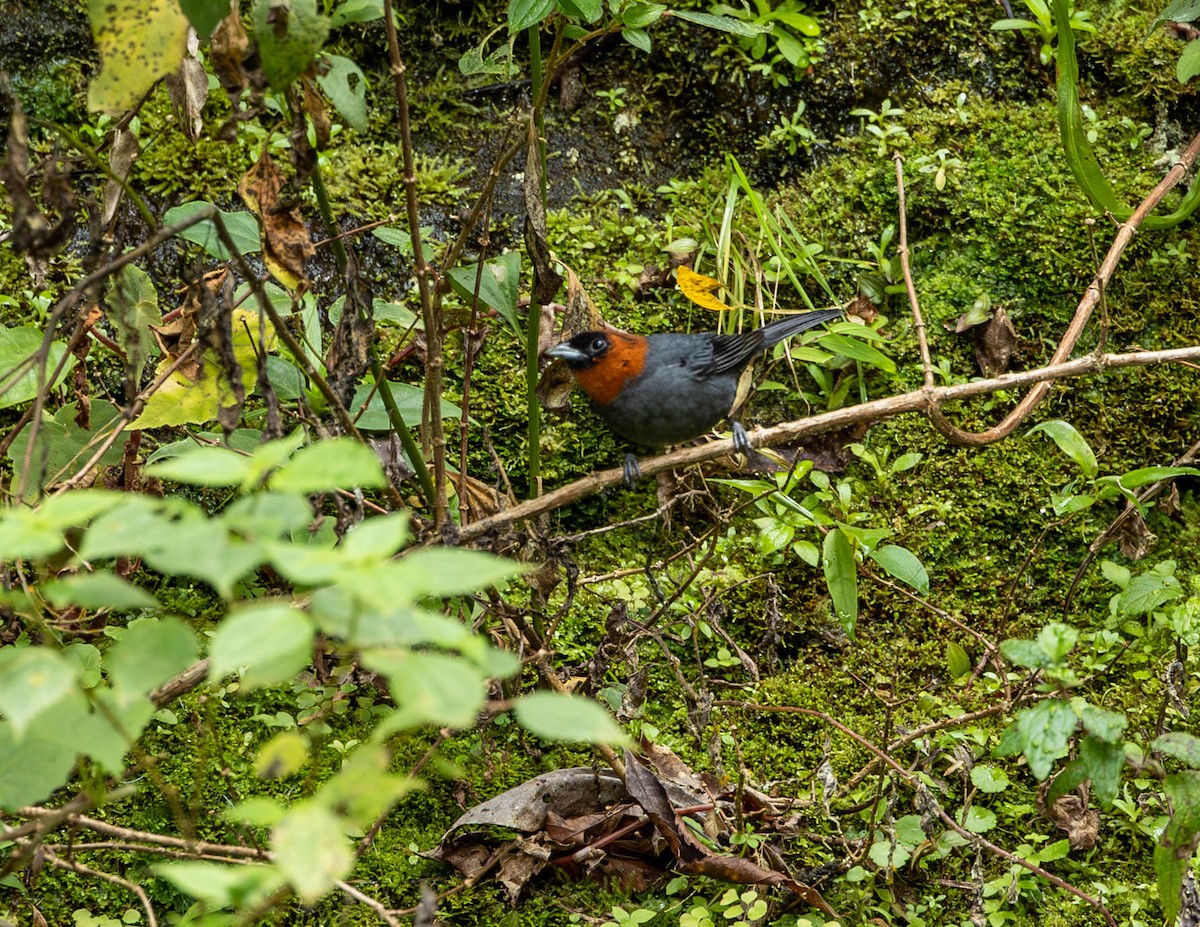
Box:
693 331 764 377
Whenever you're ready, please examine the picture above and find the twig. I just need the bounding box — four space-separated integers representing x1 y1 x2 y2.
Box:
926 126 1200 445
41 848 159 927
455 344 1200 542
893 154 934 388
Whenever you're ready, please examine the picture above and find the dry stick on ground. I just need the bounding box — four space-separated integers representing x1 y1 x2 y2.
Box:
926 127 1200 445
719 702 1118 927
454 343 1200 544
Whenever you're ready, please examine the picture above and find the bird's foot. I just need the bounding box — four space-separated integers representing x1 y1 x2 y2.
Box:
622 453 642 487
731 421 753 456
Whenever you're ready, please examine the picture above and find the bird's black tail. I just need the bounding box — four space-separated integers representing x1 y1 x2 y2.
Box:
757 308 844 348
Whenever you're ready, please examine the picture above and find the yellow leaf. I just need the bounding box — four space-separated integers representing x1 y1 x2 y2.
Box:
87 0 189 114
676 265 729 313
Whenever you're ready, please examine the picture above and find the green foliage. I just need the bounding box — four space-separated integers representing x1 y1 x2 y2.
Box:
992 0 1094 66
708 0 823 86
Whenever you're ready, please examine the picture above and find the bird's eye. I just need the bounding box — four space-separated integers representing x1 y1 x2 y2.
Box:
591 336 608 353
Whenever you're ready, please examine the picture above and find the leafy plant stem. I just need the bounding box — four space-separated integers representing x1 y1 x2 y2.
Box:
525 24 548 495
384 0 447 524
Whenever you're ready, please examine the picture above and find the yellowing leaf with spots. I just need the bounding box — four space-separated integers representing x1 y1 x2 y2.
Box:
88 0 190 114
676 265 730 313
130 309 277 430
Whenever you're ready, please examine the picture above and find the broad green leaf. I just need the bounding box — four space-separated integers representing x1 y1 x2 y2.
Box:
313 743 416 825
7 400 125 499
895 815 925 846
1000 638 1049 669
146 445 252 487
1156 771 1200 924
209 604 315 689
508 0 555 31
994 699 1077 780
446 251 522 337
1180 38 1200 83
817 332 896 373
178 0 230 39
0 490 125 560
1100 559 1130 589
87 0 189 113
1116 570 1183 616
621 1 666 28
867 544 929 594
946 641 971 680
1079 703 1126 743
255 731 310 779
365 650 486 730
669 10 772 35
0 326 74 410
1028 420 1097 478
970 765 1010 793
1036 621 1078 662
108 264 162 386
64 643 104 688
555 0 602 22
154 862 283 908
224 796 287 827
36 687 130 774
221 493 314 540
0 720 78 809
349 381 461 430
341 513 411 562
622 27 651 52
105 617 199 700
823 527 858 635
251 0 330 90
513 691 628 745
43 573 160 610
316 54 367 132
1152 0 1200 30
868 838 909 869
394 548 525 598
330 0 386 27
1117 465 1200 489
1154 731 1200 767
0 649 77 738
272 803 353 904
1079 734 1123 807
129 309 275 429
268 438 387 492
164 202 262 260
962 805 996 833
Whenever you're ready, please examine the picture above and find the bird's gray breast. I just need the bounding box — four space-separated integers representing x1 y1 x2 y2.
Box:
592 334 737 447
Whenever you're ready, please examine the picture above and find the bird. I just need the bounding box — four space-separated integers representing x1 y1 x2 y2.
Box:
545 308 843 483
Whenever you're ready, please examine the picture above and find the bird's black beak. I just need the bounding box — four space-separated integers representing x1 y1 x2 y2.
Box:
545 343 590 363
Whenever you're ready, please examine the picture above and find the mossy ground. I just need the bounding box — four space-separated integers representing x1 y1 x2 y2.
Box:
3 0 1200 925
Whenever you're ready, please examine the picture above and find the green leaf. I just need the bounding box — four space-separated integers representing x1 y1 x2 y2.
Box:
316 54 367 132
329 0 386 27
272 802 353 904
1028 420 1098 478
868 838 909 869
817 332 896 373
269 438 387 492
1000 638 1049 669
946 641 971 680
962 805 996 833
555 0 602 22
1079 734 1123 807
108 264 162 386
154 862 282 908
0 326 74 410
622 27 651 52
0 648 77 738
0 719 78 809
105 617 199 700
209 603 315 690
1079 703 1126 743
867 544 929 594
895 814 925 846
620 1 665 28
365 650 486 730
1156 771 1200 924
251 0 330 90
1154 731 1200 767
1176 38 1200 82
822 528 858 635
255 730 309 779
1154 0 1200 28
513 691 629 744
0 490 125 560
446 251 522 337
341 513 411 563
994 699 1077 780
146 445 252 487
349 380 461 430
1116 570 1183 616
668 9 767 35
224 795 287 827
508 0 555 31
178 0 231 38
395 548 525 597
1036 621 1078 662
42 571 159 607
165 202 262 260
86 0 189 113
7 400 125 500
1117 465 1200 489
1100 559 1130 589
970 765 1010 794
